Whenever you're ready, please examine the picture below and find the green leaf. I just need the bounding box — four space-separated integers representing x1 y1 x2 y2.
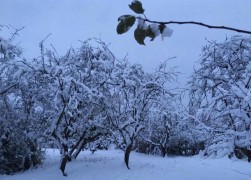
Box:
146 27 156 41
117 15 136 34
134 28 146 45
129 1 144 14
159 23 166 34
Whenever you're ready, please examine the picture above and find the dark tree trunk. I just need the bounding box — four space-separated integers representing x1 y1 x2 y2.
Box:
161 146 166 157
124 144 132 169
60 155 70 176
234 146 251 162
73 147 84 159
72 133 101 159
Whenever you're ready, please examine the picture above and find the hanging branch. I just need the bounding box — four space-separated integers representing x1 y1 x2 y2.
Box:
116 0 251 45
137 17 251 35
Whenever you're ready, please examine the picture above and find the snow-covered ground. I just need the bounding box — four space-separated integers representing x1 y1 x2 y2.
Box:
1 149 251 180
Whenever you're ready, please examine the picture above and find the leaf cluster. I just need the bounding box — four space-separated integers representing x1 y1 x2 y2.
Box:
116 0 173 45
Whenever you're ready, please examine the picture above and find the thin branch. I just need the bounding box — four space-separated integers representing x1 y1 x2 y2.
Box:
0 24 9 31
39 33 52 71
40 33 52 45
137 17 251 35
0 84 18 95
9 26 25 42
18 59 36 70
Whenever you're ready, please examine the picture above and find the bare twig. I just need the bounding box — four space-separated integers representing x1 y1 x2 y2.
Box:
0 24 9 31
39 33 52 71
9 25 25 42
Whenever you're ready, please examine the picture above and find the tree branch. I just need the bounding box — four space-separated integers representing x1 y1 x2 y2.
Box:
0 84 18 95
137 17 251 35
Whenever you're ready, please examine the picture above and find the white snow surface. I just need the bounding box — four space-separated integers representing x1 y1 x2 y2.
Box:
1 149 251 180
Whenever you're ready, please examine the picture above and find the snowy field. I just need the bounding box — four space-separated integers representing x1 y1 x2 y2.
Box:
1 149 251 180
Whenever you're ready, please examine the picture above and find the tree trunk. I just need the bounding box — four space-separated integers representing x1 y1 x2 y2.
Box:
234 145 251 162
161 146 166 157
72 147 83 159
124 144 132 169
60 155 69 176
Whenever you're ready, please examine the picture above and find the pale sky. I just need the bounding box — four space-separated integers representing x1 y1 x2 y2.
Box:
1 0 251 89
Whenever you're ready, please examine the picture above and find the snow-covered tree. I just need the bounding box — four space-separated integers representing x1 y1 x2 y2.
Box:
106 59 176 167
188 36 251 159
142 99 179 157
0 37 21 61
21 39 117 176
0 48 44 174
0 25 22 62
140 107 172 157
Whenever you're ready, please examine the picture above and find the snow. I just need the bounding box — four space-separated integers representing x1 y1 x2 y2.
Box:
1 149 251 180
0 36 21 60
1 1 251 179
149 24 161 37
137 18 147 30
161 26 174 40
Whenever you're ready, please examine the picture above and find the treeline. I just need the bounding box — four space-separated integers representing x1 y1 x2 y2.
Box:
0 29 250 176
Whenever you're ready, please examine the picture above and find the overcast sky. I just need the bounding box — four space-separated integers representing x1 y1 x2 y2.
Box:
1 0 251 89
